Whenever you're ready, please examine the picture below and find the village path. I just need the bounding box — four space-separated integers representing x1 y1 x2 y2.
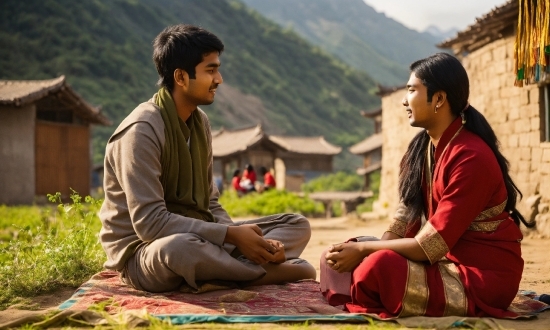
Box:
1 216 549 329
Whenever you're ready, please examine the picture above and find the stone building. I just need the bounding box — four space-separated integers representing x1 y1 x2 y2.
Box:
376 0 550 236
349 108 383 189
0 76 110 205
212 125 341 192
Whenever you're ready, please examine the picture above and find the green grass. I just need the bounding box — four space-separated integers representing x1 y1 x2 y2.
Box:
0 191 105 310
220 189 325 218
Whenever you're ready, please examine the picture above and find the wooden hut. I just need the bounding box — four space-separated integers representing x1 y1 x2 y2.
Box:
0 76 110 205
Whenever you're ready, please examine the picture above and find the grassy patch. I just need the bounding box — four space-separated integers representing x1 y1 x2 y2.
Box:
0 191 105 310
220 189 324 218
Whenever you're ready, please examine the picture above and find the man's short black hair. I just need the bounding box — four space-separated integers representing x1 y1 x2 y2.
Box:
153 24 224 91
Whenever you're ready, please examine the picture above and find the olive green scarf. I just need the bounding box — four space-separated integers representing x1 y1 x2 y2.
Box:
155 87 214 222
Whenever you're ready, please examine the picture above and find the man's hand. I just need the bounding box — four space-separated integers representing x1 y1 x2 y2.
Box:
265 239 286 264
225 224 277 265
325 242 367 273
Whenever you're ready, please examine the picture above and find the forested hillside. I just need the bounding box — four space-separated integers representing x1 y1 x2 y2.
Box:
0 0 379 165
241 0 442 85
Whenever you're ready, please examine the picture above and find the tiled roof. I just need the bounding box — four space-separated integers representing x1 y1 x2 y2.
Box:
0 76 111 125
360 108 382 118
438 0 517 54
357 162 382 175
212 125 264 157
349 133 382 155
268 135 341 155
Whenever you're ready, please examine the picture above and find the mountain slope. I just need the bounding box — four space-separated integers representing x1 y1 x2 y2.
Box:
241 0 442 85
0 0 379 165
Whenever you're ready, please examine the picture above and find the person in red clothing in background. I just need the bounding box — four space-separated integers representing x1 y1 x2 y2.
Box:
231 169 247 195
242 164 257 192
260 166 276 191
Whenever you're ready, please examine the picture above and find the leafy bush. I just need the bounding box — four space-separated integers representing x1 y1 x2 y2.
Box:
219 189 324 218
0 191 105 310
357 170 381 213
301 171 364 193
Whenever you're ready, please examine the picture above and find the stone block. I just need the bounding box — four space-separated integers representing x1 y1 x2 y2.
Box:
531 117 540 131
508 105 520 121
519 133 530 147
529 131 541 146
520 148 531 161
481 51 493 66
534 213 550 238
529 87 540 103
543 148 550 163
518 162 531 175
508 134 519 148
529 171 540 189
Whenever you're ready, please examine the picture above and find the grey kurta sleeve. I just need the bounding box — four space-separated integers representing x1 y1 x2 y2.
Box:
99 105 229 270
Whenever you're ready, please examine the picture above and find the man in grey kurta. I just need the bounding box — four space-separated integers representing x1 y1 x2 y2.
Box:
99 24 315 293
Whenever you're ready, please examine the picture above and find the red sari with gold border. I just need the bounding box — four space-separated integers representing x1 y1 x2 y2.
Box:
345 117 524 318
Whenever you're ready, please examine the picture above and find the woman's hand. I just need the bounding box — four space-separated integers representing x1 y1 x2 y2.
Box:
325 242 368 273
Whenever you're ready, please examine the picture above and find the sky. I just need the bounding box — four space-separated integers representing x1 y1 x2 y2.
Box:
363 0 509 32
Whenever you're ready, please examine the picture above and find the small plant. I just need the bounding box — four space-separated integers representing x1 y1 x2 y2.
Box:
0 190 105 310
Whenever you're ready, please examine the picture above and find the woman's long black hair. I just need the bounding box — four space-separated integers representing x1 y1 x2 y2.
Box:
398 52 534 228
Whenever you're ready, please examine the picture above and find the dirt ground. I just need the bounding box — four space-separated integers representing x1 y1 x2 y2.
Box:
1 216 549 329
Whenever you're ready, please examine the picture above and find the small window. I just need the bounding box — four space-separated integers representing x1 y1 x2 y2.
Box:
542 84 550 142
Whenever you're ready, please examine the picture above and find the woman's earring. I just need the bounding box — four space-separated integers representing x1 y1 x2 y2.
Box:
434 105 439 114
461 112 466 124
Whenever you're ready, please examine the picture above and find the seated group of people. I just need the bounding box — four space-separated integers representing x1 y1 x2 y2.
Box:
97 24 536 320
231 164 276 195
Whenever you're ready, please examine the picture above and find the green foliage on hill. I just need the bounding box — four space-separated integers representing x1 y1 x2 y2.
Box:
301 171 364 193
0 0 378 165
241 0 442 85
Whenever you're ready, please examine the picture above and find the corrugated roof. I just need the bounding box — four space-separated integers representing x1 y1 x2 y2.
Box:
438 0 517 54
268 135 341 155
349 133 382 155
0 76 110 125
212 124 264 157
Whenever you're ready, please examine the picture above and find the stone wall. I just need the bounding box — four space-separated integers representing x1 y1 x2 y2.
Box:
377 89 421 218
377 35 550 236
0 105 36 205
462 35 550 236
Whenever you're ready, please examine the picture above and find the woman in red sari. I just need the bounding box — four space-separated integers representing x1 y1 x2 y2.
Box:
321 53 534 318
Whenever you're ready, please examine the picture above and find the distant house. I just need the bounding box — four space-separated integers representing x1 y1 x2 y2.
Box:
212 125 341 191
376 0 550 236
0 76 110 205
349 108 383 189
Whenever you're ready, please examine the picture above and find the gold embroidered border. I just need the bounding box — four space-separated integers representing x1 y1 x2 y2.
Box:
467 220 505 232
399 260 429 317
416 221 449 264
474 199 507 221
386 219 407 237
438 260 468 316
